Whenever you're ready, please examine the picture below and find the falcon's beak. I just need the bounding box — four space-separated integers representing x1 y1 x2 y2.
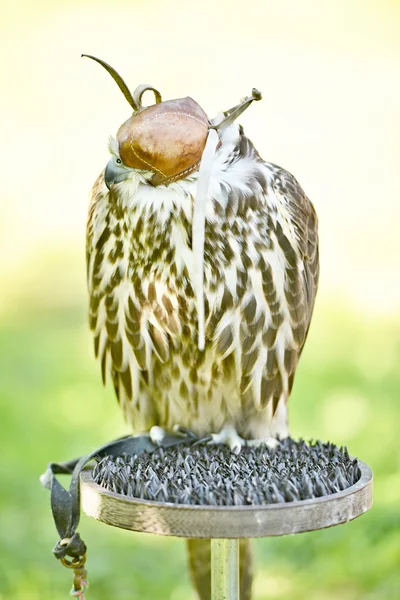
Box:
104 158 131 190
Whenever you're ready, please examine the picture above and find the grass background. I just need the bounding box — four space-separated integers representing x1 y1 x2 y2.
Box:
0 303 398 600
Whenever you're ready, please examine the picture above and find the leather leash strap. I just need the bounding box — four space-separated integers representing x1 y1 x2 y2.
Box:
40 434 191 564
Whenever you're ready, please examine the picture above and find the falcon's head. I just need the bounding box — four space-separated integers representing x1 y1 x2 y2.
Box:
82 55 210 192
104 137 135 189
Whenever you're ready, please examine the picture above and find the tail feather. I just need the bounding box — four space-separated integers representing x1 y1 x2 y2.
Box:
186 539 253 599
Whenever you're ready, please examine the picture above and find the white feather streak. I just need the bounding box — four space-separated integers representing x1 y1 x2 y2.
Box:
193 128 219 351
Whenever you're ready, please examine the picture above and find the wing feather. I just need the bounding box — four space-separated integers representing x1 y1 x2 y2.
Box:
238 165 319 413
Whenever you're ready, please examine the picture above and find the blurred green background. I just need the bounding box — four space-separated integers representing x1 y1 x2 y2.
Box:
1 0 399 598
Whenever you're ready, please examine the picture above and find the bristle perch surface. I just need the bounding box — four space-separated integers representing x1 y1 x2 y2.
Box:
92 439 361 506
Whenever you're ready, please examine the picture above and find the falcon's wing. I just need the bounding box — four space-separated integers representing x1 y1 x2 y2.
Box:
274 166 319 345
238 165 319 413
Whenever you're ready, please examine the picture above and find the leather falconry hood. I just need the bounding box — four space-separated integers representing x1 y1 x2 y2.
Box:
118 96 209 186
82 54 261 187
83 54 261 350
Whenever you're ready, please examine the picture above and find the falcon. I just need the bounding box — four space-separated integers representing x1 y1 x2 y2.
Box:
85 56 319 599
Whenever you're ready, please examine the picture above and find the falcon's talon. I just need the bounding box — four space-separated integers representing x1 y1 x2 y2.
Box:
192 434 214 446
149 425 169 445
172 425 198 439
206 426 247 453
150 425 200 446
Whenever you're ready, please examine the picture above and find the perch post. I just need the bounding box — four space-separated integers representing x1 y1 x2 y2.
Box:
211 539 239 600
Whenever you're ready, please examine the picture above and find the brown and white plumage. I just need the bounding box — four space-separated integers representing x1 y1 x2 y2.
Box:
86 122 319 441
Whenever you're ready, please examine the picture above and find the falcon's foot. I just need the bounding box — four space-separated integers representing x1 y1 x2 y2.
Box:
204 425 247 454
149 424 198 446
149 424 280 453
149 426 169 445
200 426 280 453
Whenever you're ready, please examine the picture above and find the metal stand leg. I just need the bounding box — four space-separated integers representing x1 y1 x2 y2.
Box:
211 539 239 600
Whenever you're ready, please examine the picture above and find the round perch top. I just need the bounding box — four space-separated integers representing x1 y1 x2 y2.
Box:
117 97 209 185
80 439 373 539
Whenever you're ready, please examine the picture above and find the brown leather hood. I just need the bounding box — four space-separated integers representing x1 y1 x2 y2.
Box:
117 97 209 185
82 55 261 189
